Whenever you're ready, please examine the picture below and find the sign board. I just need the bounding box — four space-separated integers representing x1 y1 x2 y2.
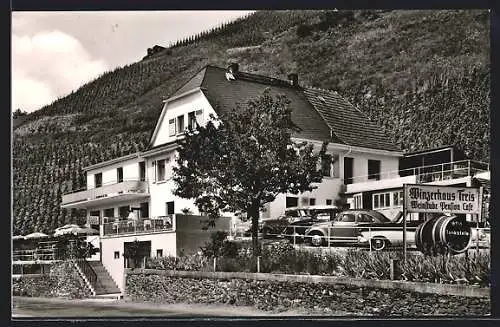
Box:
404 184 481 214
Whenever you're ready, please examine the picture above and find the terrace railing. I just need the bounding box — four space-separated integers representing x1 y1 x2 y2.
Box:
102 217 174 237
347 160 489 184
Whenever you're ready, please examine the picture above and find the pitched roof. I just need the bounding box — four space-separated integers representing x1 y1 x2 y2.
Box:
168 65 400 152
303 88 400 152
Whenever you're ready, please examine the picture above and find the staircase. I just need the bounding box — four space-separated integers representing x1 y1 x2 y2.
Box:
75 259 122 298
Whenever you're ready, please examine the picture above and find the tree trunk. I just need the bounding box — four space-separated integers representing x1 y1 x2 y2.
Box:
248 201 261 257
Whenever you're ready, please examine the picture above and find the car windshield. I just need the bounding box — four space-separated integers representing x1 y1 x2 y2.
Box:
367 211 391 223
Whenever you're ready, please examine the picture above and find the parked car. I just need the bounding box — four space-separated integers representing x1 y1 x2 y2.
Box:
304 209 405 248
280 206 341 242
261 205 339 239
357 213 486 251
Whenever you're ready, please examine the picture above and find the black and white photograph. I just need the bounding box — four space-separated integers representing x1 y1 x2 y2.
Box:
11 8 491 319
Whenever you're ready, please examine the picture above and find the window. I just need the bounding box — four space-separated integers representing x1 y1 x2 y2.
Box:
140 202 149 219
104 208 114 218
326 199 333 205
357 213 374 223
309 198 316 206
353 194 363 209
166 201 175 215
114 251 120 259
119 206 130 219
286 196 298 208
368 160 381 180
94 173 102 188
117 167 123 183
337 213 355 222
176 114 185 134
373 192 391 209
393 191 404 206
186 110 204 129
155 158 170 182
156 249 163 258
168 119 176 136
139 161 146 181
321 156 332 177
344 157 353 184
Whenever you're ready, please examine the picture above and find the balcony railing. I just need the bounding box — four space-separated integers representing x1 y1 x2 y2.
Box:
347 160 489 184
61 179 149 206
102 216 174 236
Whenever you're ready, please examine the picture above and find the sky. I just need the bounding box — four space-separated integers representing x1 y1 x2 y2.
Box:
11 11 254 113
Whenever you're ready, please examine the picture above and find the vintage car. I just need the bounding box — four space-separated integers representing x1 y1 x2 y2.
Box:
261 205 339 239
304 209 419 249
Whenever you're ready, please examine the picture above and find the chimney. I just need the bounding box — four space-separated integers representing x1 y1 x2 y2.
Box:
288 73 299 87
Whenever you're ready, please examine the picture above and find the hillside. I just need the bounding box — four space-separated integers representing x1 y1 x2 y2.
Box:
12 10 490 235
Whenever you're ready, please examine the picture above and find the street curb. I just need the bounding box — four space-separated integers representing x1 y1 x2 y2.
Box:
127 269 490 298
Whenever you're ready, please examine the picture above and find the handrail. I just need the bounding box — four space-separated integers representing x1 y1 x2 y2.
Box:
75 258 98 286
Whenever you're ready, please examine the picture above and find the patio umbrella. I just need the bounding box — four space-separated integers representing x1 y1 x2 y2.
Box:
54 224 80 232
54 226 83 237
24 232 49 239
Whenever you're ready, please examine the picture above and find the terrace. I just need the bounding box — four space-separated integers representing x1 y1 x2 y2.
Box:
101 216 174 237
346 160 489 194
61 179 149 209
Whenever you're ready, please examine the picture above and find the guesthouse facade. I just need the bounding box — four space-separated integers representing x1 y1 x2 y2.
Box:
60 63 404 293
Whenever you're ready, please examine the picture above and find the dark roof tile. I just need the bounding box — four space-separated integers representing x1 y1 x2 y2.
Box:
303 88 400 152
168 65 399 152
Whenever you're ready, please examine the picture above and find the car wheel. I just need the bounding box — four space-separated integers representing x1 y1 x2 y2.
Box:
371 237 389 251
309 232 325 247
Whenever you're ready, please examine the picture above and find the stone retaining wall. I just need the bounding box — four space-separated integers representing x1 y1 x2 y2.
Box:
12 261 91 299
125 269 490 316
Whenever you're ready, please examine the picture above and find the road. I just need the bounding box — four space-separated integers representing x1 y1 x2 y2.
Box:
12 296 290 318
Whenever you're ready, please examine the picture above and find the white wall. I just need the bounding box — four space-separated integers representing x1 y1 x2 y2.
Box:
341 151 400 183
146 150 200 218
100 231 176 292
86 157 144 189
152 91 217 147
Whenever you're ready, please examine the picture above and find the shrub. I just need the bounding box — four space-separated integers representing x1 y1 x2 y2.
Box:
146 254 211 271
201 231 240 258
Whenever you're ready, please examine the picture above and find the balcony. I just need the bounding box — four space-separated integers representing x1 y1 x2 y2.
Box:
346 160 489 194
101 216 174 237
61 179 149 209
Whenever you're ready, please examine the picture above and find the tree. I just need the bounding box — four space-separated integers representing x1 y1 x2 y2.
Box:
173 89 329 255
13 108 28 119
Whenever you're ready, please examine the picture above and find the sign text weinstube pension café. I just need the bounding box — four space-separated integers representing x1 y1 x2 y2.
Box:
404 184 481 215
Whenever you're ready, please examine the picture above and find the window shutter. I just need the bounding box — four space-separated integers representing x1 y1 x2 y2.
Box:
168 119 176 136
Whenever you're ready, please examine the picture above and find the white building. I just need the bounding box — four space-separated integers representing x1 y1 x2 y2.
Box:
60 63 407 294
